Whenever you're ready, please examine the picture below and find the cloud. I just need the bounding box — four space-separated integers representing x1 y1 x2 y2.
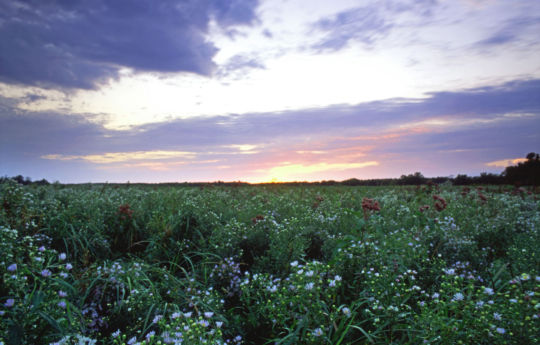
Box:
310 0 440 51
475 15 540 48
216 54 265 78
0 0 260 89
41 150 196 164
485 158 527 167
311 6 392 51
1 78 539 181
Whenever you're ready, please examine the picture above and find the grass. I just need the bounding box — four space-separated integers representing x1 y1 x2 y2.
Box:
0 180 539 344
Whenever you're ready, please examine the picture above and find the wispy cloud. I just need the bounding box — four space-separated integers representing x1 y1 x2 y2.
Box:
41 150 196 164
485 158 527 167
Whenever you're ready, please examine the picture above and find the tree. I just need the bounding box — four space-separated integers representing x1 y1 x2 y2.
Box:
503 152 540 186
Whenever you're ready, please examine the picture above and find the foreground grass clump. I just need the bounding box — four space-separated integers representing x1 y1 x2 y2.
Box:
1 180 539 344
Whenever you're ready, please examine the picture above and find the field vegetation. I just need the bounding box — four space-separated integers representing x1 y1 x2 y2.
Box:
1 180 539 344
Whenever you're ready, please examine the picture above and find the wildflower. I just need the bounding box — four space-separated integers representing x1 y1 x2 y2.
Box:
476 301 485 308
171 312 181 319
329 280 336 287
452 292 464 301
484 287 494 295
509 298 517 303
58 253 67 261
199 320 209 327
493 312 502 320
7 264 16 272
65 263 73 270
112 330 121 338
444 268 456 275
305 282 314 290
268 285 277 293
145 331 155 340
334 275 342 281
152 314 163 324
216 321 223 328
127 336 137 345
496 327 506 334
58 300 66 309
306 270 314 277
520 273 530 281
58 291 67 297
204 311 214 318
59 272 68 278
184 312 192 318
41 269 52 277
234 335 242 342
4 299 15 307
312 328 323 337
342 307 351 317
38 246 46 252
290 261 298 267
432 292 440 299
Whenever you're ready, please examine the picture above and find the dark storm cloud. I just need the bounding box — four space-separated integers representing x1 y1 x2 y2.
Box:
0 0 260 89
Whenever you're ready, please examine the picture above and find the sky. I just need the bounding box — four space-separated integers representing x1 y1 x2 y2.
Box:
1 0 539 183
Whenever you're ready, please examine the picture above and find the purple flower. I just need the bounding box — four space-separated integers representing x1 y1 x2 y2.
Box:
58 253 67 261
65 263 73 270
41 269 51 277
7 264 17 272
58 291 67 298
38 246 46 252
58 300 66 309
4 299 15 307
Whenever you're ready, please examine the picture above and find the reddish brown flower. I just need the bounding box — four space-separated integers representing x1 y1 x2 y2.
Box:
432 195 447 212
251 214 264 225
117 203 133 220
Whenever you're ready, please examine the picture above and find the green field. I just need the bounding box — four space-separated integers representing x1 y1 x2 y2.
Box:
1 181 539 344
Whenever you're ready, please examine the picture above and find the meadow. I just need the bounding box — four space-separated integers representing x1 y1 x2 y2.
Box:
0 180 539 345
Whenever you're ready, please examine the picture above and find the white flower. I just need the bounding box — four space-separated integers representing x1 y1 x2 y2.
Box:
216 321 223 328
305 282 314 290
342 307 351 317
290 261 298 267
329 280 336 287
312 328 323 337
484 287 494 295
204 312 214 318
334 275 342 281
432 292 440 299
452 292 464 301
306 270 314 277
